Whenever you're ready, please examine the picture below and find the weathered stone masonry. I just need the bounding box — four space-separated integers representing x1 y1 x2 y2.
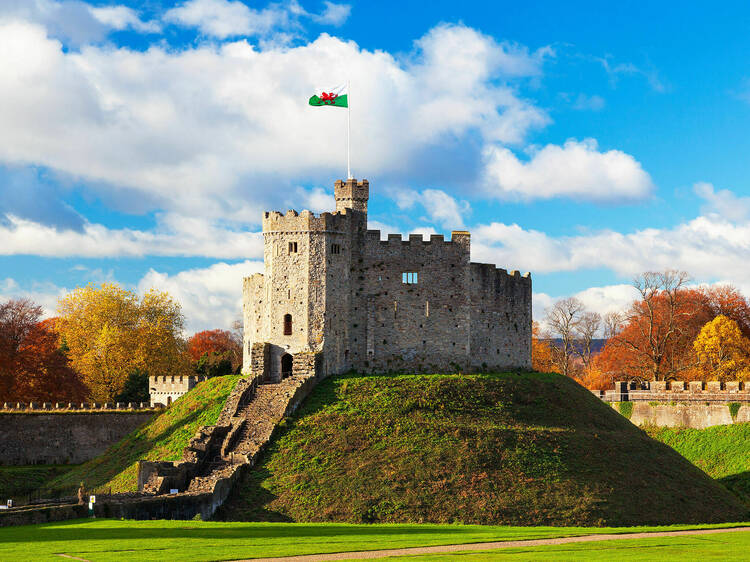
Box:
243 178 532 379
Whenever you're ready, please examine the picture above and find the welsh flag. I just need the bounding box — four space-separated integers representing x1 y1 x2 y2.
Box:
309 84 348 107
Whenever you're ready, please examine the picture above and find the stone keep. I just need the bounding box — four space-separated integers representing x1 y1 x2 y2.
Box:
243 178 532 380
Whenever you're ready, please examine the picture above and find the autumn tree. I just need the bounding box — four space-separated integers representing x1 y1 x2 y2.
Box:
693 315 750 381
602 270 694 382
56 284 189 402
544 297 585 377
0 299 87 402
574 311 601 368
531 321 556 372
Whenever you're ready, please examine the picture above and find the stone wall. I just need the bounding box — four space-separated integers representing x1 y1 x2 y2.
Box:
0 412 155 465
149 375 207 407
626 402 750 429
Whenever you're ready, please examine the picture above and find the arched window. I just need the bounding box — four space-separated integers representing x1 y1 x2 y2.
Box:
283 314 293 335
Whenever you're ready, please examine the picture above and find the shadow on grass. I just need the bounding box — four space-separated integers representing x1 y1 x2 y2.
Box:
720 471 750 508
0 520 472 544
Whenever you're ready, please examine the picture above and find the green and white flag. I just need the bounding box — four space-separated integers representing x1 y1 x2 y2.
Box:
309 84 348 107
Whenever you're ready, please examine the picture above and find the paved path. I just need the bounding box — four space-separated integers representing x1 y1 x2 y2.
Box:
244 526 750 561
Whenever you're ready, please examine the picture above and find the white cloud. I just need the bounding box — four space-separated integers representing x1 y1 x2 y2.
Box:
393 188 470 229
312 1 350 26
138 260 263 332
89 5 161 33
0 277 67 317
0 214 263 258
482 138 654 202
472 204 750 287
694 181 750 222
1 259 264 333
163 0 351 39
0 20 548 221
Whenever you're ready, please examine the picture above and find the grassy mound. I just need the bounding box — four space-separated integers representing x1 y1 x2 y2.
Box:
0 465 75 498
49 375 240 494
219 372 748 526
647 423 750 507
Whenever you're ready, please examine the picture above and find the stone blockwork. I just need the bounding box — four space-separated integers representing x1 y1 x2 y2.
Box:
626 402 750 429
0 412 155 465
242 178 532 379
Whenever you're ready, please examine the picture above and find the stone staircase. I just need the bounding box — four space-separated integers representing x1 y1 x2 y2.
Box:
137 369 320 519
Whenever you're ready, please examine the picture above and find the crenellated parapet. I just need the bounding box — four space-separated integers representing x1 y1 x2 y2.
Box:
1 402 158 411
262 208 353 234
364 231 472 247
149 375 207 407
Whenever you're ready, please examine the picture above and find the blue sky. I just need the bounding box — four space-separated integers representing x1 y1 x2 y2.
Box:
2 0 750 332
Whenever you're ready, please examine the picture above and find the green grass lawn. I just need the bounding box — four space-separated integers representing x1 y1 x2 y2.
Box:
646 423 750 507
0 519 746 561
48 375 240 494
382 531 750 560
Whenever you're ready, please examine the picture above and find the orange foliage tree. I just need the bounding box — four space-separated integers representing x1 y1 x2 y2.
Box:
596 272 750 383
187 329 242 374
0 299 87 402
531 322 557 373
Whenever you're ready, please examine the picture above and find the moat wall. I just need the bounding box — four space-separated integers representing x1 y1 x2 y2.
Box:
0 412 155 465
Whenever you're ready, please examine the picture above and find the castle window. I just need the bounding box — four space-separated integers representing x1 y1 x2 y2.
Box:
402 272 418 284
288 241 298 254
425 300 429 317
331 243 341 254
283 314 293 335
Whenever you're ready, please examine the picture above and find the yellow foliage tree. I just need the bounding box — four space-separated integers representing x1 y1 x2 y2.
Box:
56 283 189 401
692 314 750 382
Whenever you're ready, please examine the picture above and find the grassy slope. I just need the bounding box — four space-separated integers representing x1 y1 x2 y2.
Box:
0 520 746 562
49 375 240 494
219 372 748 526
0 465 75 498
646 423 750 507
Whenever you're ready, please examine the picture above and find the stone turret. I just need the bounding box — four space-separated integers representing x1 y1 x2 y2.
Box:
334 178 369 214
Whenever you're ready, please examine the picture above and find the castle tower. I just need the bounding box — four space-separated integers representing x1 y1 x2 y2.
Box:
334 178 369 214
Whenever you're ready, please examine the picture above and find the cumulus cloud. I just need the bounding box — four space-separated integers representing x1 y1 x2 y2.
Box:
0 214 263 258
472 204 750 287
694 181 750 222
138 260 263 332
0 277 68 317
0 20 548 221
393 188 470 228
482 138 654 202
163 0 351 39
89 5 160 33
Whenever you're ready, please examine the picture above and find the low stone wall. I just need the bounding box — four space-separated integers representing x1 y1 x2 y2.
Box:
0 503 87 527
0 412 156 465
624 402 750 429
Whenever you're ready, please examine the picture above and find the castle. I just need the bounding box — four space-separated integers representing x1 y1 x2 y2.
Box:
241 178 532 381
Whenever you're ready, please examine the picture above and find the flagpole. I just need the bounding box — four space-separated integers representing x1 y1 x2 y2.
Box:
347 80 352 179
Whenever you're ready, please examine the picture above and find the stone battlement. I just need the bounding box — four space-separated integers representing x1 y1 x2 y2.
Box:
262 208 354 233
595 380 750 402
149 375 207 407
364 230 472 246
471 262 532 285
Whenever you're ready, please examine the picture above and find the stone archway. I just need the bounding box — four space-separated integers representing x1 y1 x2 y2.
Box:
281 353 293 378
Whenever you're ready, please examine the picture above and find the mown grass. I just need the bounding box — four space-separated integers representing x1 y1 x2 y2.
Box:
0 519 746 562
382 530 750 561
48 375 240 494
218 372 748 526
0 465 76 498
646 423 750 507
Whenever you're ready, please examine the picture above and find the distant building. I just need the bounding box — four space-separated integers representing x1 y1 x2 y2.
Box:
149 375 206 407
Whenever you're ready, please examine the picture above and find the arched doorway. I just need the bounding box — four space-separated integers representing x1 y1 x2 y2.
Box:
281 353 293 378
